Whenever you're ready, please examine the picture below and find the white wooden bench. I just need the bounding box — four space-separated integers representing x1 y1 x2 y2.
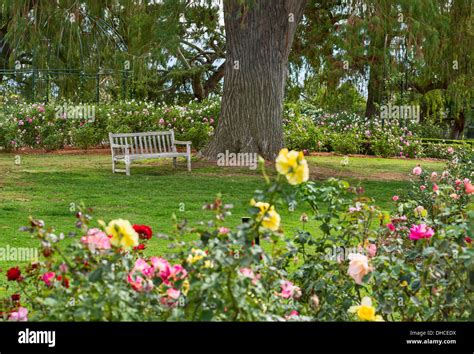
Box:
108 131 191 176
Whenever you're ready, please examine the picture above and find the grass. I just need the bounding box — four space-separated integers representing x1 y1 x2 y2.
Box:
0 151 447 289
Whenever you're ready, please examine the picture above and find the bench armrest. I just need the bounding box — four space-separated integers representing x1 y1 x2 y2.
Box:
174 140 192 145
111 145 130 157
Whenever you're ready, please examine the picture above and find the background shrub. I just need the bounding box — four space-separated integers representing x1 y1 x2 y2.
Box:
330 132 361 154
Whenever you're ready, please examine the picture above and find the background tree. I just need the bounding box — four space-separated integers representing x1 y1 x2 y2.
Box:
0 0 225 102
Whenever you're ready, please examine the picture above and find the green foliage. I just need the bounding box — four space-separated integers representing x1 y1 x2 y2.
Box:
1 99 220 152
71 125 102 150
1 150 472 321
371 133 399 158
330 133 362 155
283 104 327 151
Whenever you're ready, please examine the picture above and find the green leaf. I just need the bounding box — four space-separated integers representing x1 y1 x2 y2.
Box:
88 268 103 282
44 297 58 306
200 309 214 321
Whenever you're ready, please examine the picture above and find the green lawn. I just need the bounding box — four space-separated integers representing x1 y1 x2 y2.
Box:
0 152 447 289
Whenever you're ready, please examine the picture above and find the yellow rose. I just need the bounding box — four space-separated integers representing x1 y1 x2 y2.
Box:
187 248 206 264
106 219 139 251
357 305 376 321
251 200 281 231
182 279 190 296
348 297 383 322
275 148 309 185
204 260 214 268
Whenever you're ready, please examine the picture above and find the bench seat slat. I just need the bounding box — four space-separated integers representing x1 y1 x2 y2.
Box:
152 135 158 154
114 152 188 160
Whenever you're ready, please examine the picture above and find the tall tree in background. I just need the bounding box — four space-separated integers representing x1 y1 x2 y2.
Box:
204 0 306 160
0 0 225 102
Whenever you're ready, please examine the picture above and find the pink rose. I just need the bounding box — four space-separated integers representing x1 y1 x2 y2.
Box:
387 223 396 231
169 264 187 282
430 172 438 181
412 166 422 176
150 257 171 283
285 310 299 319
367 244 377 257
465 182 474 195
41 272 56 286
347 253 372 285
218 227 230 235
279 280 301 299
240 267 254 278
81 228 111 251
167 288 181 299
447 147 454 154
59 263 68 273
8 307 28 322
127 274 145 292
133 259 154 277
409 224 434 241
420 185 426 191
239 267 260 284
392 195 399 201
433 184 439 192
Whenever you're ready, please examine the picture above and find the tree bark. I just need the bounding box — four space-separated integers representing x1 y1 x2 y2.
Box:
365 63 384 118
203 0 306 160
364 31 386 118
0 26 12 80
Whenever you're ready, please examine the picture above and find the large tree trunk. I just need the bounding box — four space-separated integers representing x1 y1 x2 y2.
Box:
365 63 384 118
450 110 466 139
0 26 12 83
203 0 306 160
364 29 386 118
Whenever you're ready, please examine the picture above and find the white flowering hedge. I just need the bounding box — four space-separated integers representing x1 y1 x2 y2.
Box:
0 97 472 158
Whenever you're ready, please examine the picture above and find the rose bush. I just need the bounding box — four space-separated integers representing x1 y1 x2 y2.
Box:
1 149 472 321
0 99 219 151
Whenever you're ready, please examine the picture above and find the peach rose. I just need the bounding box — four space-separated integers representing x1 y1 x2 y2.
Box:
348 253 372 285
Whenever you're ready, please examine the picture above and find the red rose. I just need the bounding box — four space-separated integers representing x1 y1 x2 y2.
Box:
43 248 53 258
133 224 153 240
466 237 472 244
63 277 70 288
56 275 70 288
11 294 21 302
133 243 146 251
6 267 21 281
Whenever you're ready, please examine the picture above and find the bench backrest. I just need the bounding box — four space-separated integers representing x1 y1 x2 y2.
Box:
109 131 176 155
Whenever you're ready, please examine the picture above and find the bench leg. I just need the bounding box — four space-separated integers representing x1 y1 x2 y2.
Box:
112 159 116 174
173 157 177 168
187 154 191 172
125 157 131 176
